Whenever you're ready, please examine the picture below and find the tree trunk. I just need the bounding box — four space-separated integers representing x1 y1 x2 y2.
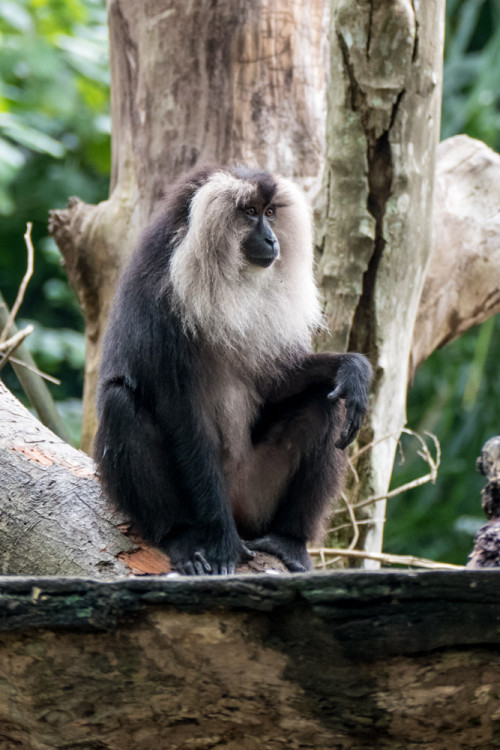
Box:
1 570 500 749
317 1 445 561
49 0 330 453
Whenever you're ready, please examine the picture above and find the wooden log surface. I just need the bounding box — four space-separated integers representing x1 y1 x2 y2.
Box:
1 570 500 749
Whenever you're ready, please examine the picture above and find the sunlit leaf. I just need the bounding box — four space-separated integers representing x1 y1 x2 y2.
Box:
0 136 25 167
0 1 33 32
0 113 65 156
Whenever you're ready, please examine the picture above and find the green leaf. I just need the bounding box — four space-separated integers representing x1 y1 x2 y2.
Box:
0 113 65 157
0 2 33 32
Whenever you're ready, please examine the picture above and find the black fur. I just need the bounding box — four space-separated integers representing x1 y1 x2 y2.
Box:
95 167 372 575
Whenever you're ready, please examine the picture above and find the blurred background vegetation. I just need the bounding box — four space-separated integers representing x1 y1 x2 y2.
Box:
0 0 499 563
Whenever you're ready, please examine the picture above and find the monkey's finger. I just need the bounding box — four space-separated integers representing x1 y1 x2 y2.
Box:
183 560 196 576
336 419 360 449
240 543 255 561
228 562 236 575
219 563 228 575
194 550 212 573
194 560 206 575
327 385 344 402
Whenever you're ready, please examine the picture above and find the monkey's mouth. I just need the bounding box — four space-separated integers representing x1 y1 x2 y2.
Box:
248 255 277 268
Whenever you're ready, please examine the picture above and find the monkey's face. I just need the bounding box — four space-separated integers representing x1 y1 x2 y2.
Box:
239 201 280 269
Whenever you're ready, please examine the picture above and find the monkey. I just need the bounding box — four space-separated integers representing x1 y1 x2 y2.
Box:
94 165 372 575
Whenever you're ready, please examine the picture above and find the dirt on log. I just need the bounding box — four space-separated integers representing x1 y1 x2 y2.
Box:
1 570 500 749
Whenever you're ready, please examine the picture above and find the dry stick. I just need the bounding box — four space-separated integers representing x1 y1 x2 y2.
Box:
308 547 463 570
329 518 381 535
0 224 70 442
316 430 443 570
319 493 361 569
344 493 360 551
0 223 34 345
0 325 33 354
331 430 441 518
0 299 70 442
8 356 61 385
0 325 34 374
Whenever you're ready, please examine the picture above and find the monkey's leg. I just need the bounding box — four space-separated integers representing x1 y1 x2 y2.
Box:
95 382 247 575
267 352 372 449
246 388 346 572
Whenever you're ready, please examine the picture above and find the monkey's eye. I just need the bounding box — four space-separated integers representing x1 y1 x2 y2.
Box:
265 206 275 218
245 206 257 216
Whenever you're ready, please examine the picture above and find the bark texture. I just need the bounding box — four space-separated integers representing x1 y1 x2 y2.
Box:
49 0 329 452
317 1 445 559
0 382 133 577
468 436 500 569
1 571 500 749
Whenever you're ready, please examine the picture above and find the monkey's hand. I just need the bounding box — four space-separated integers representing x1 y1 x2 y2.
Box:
166 529 254 576
328 353 372 450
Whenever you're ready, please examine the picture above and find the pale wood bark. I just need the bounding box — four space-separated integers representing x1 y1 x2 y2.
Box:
411 135 500 375
49 0 329 452
0 381 133 577
318 1 445 561
1 571 500 749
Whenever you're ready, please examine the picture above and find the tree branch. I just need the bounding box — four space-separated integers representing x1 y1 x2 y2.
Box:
411 135 500 375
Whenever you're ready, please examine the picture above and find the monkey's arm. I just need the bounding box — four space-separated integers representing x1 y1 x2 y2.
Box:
265 352 372 449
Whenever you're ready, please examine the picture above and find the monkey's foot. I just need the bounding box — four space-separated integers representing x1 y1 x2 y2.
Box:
246 534 311 573
164 528 254 575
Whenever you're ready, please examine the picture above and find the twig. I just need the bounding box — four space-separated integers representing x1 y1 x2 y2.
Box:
329 517 383 535
308 547 463 570
7 356 61 385
0 325 33 353
0 222 34 345
0 325 34 373
331 429 441 517
343 493 360 551
350 430 402 461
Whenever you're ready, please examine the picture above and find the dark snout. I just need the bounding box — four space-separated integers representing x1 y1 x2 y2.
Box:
243 217 280 268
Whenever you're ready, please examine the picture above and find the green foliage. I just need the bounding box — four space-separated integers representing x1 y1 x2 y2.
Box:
442 0 500 150
0 0 110 439
385 0 500 566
